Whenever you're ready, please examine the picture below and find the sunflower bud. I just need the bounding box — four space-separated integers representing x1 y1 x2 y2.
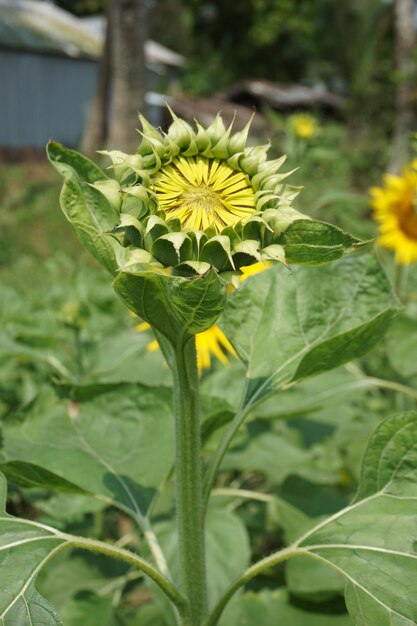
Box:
47 111 364 340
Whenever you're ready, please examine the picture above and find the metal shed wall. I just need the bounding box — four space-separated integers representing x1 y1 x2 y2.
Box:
0 49 98 148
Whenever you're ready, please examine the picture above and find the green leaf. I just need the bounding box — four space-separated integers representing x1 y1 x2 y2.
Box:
0 473 66 625
113 269 226 343
60 592 117 626
256 367 370 421
286 554 345 601
36 494 106 525
47 142 108 184
37 552 119 611
81 329 170 387
222 429 314 485
1 385 174 519
127 604 168 626
223 424 340 486
47 142 121 274
0 462 92 494
277 219 368 265
386 313 417 377
200 361 247 412
292 412 417 626
274 501 345 600
221 253 398 407
221 589 353 626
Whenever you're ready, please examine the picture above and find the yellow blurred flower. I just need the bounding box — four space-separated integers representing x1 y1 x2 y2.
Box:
370 160 417 265
136 261 269 374
289 113 318 140
195 326 236 373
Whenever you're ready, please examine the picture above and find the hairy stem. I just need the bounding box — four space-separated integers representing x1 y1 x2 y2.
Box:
171 335 208 625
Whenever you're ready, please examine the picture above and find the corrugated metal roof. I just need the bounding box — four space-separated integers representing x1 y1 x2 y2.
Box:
145 40 183 68
81 15 184 67
0 0 101 58
0 0 185 66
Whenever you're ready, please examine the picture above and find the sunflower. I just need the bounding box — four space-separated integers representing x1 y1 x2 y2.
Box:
85 110 306 281
137 261 269 373
370 160 417 265
49 109 362 342
289 113 318 140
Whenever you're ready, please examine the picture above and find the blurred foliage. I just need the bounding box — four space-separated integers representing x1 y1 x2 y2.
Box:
180 0 394 116
54 0 105 17
56 0 397 129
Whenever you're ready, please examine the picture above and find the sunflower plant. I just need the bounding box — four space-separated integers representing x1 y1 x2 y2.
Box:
2 112 417 626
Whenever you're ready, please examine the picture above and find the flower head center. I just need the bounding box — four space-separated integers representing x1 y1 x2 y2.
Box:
400 196 417 238
180 182 224 216
153 156 255 233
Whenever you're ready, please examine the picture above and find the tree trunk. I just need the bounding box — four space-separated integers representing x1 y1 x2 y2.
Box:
80 0 112 156
108 0 148 153
389 0 416 173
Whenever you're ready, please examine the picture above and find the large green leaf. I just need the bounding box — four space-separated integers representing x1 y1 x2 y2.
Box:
37 552 119 608
268 497 345 601
277 219 368 265
1 385 174 519
83 329 170 387
0 473 66 625
221 589 353 626
222 423 342 487
0 462 92 495
59 592 118 626
47 142 121 274
221 253 397 407
386 313 417 378
113 269 226 342
37 551 129 625
292 412 417 626
255 367 370 421
36 493 105 526
127 604 168 626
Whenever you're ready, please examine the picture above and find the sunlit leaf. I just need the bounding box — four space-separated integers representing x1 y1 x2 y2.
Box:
221 253 397 407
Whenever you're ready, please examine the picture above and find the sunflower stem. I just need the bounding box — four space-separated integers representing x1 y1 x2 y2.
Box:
171 334 208 626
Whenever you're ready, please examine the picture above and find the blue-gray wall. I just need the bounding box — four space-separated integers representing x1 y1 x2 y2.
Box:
0 49 98 148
